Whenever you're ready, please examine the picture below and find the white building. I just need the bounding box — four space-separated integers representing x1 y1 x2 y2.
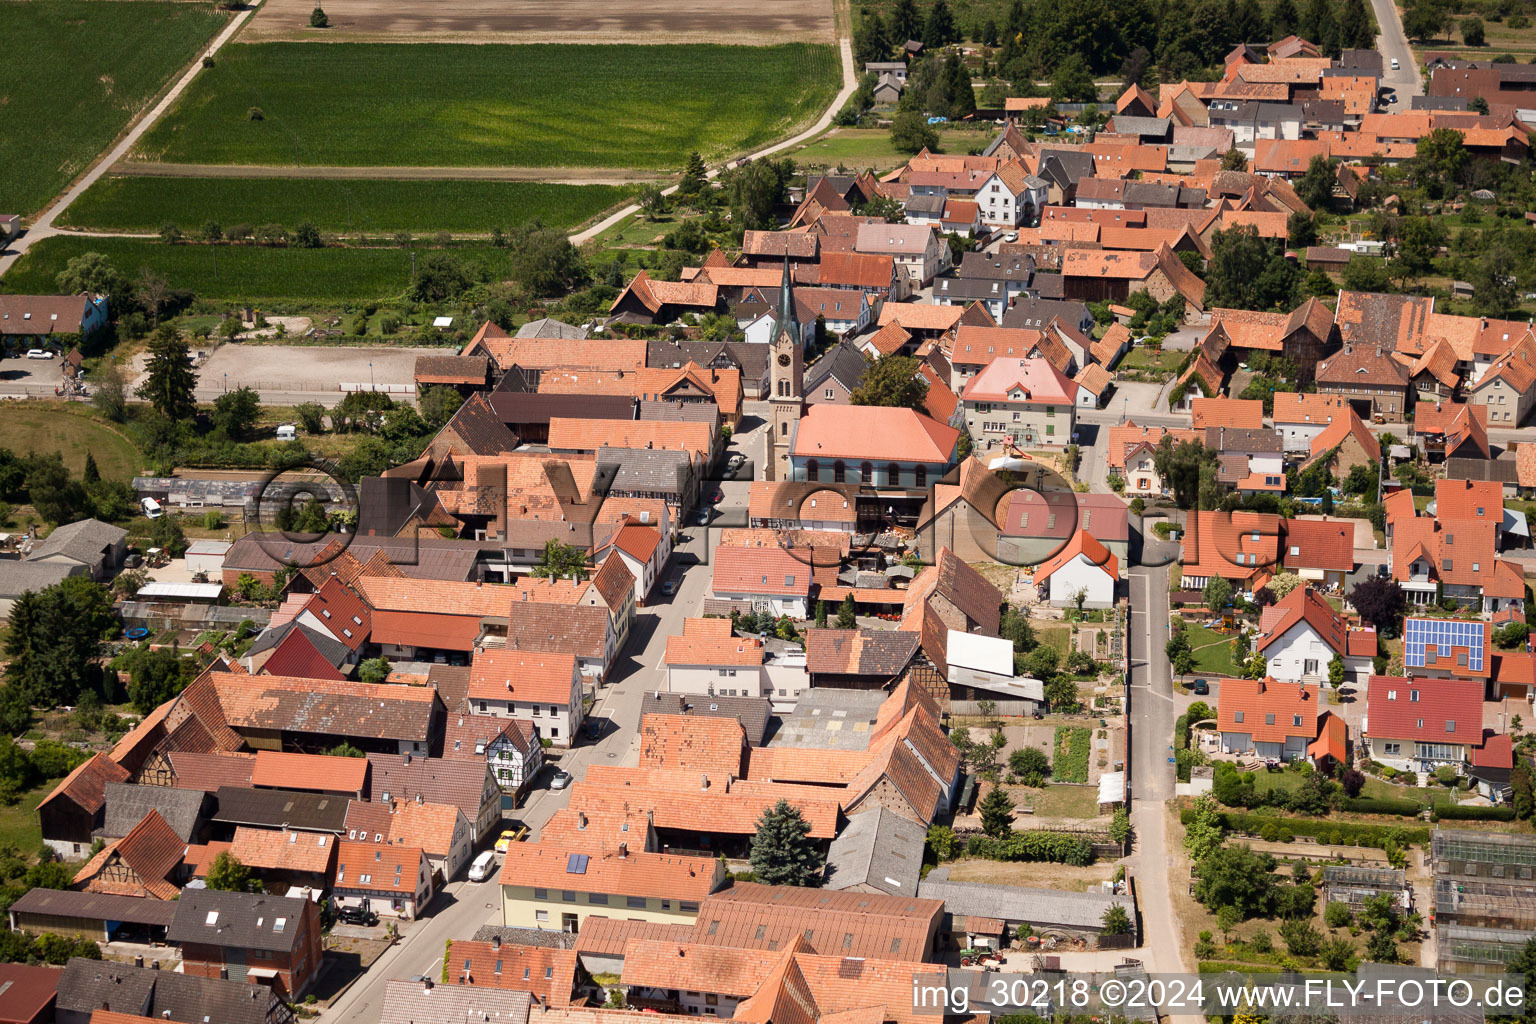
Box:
1033 529 1119 609
466 650 585 748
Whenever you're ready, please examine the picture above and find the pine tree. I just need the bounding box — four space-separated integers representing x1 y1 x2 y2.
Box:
679 152 708 197
82 452 100 486
980 786 1015 837
749 799 826 886
854 12 892 67
890 0 922 44
1269 0 1299 35
136 327 198 423
1336 0 1375 48
945 53 975 118
836 594 857 629
923 0 958 48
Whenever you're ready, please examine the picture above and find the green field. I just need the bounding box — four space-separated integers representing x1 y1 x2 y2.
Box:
0 405 144 481
0 1 230 215
0 235 516 303
134 42 840 169
57 176 639 235
789 127 986 170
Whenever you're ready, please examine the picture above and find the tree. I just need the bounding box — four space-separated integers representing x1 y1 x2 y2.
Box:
325 742 364 758
1110 807 1132 845
135 267 170 325
136 327 198 422
679 152 709 197
890 111 939 154
1152 437 1217 510
419 386 464 432
980 786 1016 837
1365 928 1398 963
943 53 975 119
1328 654 1346 688
113 643 193 715
835 594 857 629
1415 127 1468 185
205 851 261 893
922 0 957 47
90 362 129 423
1391 216 1447 286
212 385 261 440
1350 576 1406 635
853 12 892 67
309 5 328 26
1336 0 1376 48
358 657 392 684
1287 211 1317 248
749 799 826 886
531 540 587 580
410 253 470 302
3 577 117 712
1341 768 1366 798
1265 572 1303 600
1001 606 1036 652
55 251 123 307
1202 576 1233 614
1320 935 1356 970
1510 936 1536 1015
1460 15 1484 44
508 222 589 297
1102 904 1132 935
1009 746 1051 785
723 158 794 231
1342 255 1391 292
1183 795 1226 862
1194 844 1277 918
1470 237 1519 316
1277 918 1320 956
850 354 929 410
1294 155 1338 212
890 0 922 43
1050 54 1097 103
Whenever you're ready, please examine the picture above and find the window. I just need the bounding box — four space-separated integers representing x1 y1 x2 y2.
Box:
1410 690 1419 702
860 461 872 482
886 463 901 486
1384 742 1401 755
1446 720 1456 733
914 466 926 489
1293 715 1302 727
590 893 609 905
627 896 647 908
534 888 548 900
833 461 846 483
680 901 700 912
535 909 549 921
780 421 788 437
824 388 834 399
807 460 819 482
562 891 576 902
1234 711 1245 723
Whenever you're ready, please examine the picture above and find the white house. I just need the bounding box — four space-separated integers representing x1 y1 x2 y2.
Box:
710 545 813 619
1033 529 1119 609
854 223 950 286
1256 586 1376 686
945 630 1045 715
665 617 767 698
466 650 585 748
595 519 669 606
443 714 543 799
976 164 1046 228
1272 392 1350 454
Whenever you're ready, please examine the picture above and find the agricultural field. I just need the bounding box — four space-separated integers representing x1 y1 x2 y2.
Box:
133 43 841 170
0 236 517 304
0 0 230 214
245 0 835 44
57 176 639 235
0 405 143 481
788 126 989 171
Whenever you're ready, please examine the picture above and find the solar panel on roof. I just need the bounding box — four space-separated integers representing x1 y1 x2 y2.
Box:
567 854 589 874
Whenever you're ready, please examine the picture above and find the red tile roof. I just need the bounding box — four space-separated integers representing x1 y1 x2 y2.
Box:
1434 479 1504 522
1256 586 1349 656
229 825 337 874
1309 711 1348 764
1182 511 1283 582
790 405 958 464
258 628 345 681
75 809 185 899
712 546 813 598
1191 397 1264 430
1281 518 1355 573
1034 530 1118 585
468 650 580 706
251 751 368 793
306 577 372 649
37 752 128 818
448 940 577 1006
334 840 425 895
639 714 747 780
497 844 723 901
1366 675 1483 745
1217 677 1319 744
665 618 765 667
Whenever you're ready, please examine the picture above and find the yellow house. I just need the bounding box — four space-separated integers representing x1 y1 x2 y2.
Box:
499 843 726 933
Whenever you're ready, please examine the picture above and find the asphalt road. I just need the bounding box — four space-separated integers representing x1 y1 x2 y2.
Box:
320 527 715 1021
1370 0 1423 98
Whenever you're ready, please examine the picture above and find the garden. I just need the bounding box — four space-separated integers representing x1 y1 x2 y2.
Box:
133 42 841 170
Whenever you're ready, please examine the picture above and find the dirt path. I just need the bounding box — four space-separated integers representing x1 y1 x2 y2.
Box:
111 162 672 184
0 4 256 277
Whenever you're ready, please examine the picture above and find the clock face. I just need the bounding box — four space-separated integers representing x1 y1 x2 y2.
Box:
777 353 791 367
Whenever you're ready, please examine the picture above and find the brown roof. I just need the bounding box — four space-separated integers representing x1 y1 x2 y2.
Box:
639 714 747 780
415 354 490 385
229 825 337 873
803 629 921 678
75 809 185 900
469 650 580 705
168 751 256 792
334 840 425 895
209 673 438 743
1316 345 1410 389
899 548 1001 636
38 753 128 818
742 230 819 259
448 940 577 1006
573 918 692 958
498 602 610 660
251 751 368 793
497 844 723 901
619 939 796 997
691 882 940 961
365 754 493 820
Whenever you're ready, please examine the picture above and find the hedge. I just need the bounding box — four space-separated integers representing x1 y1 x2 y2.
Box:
963 831 1097 865
1340 796 1424 817
1432 805 1518 822
1181 808 1430 848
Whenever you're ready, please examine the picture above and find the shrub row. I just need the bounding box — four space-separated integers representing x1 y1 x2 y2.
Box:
1181 808 1430 848
1431 804 1517 822
963 831 1096 865
1340 796 1425 817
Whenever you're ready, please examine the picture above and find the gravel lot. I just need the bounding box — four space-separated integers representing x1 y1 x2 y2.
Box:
133 343 450 394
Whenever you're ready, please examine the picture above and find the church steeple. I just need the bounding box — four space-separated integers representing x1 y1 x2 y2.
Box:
776 258 797 339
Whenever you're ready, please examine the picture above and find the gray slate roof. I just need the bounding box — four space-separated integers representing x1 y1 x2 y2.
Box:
805 341 870 394
768 688 888 751
57 957 290 1024
9 887 179 925
212 785 351 833
25 518 125 568
639 692 773 746
472 924 578 948
822 805 926 896
596 446 693 495
638 400 720 424
168 890 311 953
514 317 587 339
379 979 530 1024
0 560 82 598
918 871 1134 931
1001 298 1089 330
245 620 351 668
101 782 208 841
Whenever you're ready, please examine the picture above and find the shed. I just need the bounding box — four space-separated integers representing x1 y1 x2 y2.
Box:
7 888 176 943
184 540 232 575
135 582 225 603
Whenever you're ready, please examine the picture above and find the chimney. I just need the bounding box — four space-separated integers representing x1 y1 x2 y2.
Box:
492 935 502 950
404 752 412 765
135 956 144 969
619 842 629 858
578 812 588 830
220 967 229 980
701 774 710 791
423 978 434 992
415 793 424 804
151 960 160 971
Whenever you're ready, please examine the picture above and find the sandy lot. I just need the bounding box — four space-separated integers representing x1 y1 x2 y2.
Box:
132 343 449 393
244 0 836 44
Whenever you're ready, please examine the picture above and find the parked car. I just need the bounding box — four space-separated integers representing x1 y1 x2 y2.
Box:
337 905 378 927
24 349 52 360
728 453 746 468
1390 57 1400 69
494 824 529 852
585 718 602 740
467 850 498 882
549 769 573 790
661 578 679 595
1191 679 1209 695
1004 231 1019 242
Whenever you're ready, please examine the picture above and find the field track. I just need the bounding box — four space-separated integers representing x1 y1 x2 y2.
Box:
243 0 835 44
110 163 669 184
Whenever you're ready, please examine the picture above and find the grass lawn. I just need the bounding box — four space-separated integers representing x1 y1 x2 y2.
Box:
1247 767 1458 806
1119 345 1185 375
788 127 988 170
0 783 52 856
135 43 840 169
1035 624 1073 660
1185 623 1244 677
0 404 143 481
1018 783 1101 818
0 236 519 303
58 176 638 235
0 1 230 215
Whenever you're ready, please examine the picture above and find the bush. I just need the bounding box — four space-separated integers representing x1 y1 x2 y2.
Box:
1180 808 1429 848
1325 901 1353 928
310 5 329 26
1340 797 1424 816
1432 804 1517 821
962 830 1096 865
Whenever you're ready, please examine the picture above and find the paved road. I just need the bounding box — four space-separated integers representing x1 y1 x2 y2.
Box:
320 527 714 1021
0 6 256 277
1370 0 1423 98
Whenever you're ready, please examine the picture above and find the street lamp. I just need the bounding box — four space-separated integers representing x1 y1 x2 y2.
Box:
369 360 374 391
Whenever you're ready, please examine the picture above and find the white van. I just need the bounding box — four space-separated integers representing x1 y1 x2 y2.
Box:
467 850 497 882
275 424 298 441
140 497 163 519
